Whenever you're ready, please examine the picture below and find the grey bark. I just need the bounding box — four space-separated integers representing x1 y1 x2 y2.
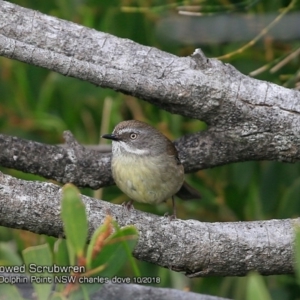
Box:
0 171 296 277
0 0 299 283
0 0 300 179
0 131 114 189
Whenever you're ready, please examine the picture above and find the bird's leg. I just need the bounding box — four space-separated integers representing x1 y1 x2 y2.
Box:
122 199 134 210
164 196 177 220
171 196 177 220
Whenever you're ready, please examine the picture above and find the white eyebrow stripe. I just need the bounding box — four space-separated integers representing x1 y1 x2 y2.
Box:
116 141 150 155
117 128 135 134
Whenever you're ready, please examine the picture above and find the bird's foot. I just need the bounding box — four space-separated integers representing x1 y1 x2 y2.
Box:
164 212 177 221
122 200 134 211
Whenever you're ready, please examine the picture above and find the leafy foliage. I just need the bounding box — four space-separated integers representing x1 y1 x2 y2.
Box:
1 0 300 299
0 184 138 299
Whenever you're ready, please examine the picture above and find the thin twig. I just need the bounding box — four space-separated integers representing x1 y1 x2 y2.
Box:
217 0 297 60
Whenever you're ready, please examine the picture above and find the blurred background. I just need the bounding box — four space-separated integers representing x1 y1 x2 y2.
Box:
1 0 300 299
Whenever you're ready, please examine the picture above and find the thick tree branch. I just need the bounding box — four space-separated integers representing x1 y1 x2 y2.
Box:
0 130 248 188
0 171 296 277
0 131 113 188
0 0 299 284
1 0 300 176
1 129 297 190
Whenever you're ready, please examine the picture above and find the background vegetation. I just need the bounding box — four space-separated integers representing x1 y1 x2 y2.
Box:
1 0 300 299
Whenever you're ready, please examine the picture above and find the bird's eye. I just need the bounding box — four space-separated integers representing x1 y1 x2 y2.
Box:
130 133 137 140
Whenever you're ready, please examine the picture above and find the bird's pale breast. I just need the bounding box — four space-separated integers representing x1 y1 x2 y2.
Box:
111 153 184 204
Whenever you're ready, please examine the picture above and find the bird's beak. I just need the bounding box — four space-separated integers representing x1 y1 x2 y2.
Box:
102 133 120 141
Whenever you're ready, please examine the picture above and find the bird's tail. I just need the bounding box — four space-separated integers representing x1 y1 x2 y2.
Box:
176 181 201 200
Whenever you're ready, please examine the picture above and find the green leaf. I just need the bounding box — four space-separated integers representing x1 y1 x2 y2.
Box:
277 178 300 219
246 271 271 300
61 184 88 259
23 244 53 300
53 239 70 292
231 162 256 191
0 284 23 300
53 239 69 268
0 242 23 266
112 221 140 277
89 225 138 277
49 294 65 300
294 226 300 285
67 223 138 300
86 217 112 270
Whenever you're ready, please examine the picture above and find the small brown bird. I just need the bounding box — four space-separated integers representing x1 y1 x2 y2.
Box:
102 120 201 218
